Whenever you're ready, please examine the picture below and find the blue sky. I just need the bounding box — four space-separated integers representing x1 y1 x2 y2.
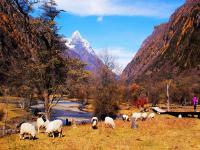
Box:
46 0 185 71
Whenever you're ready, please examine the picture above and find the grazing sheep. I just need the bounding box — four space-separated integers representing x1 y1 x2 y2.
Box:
122 114 130 121
91 117 98 129
141 113 148 121
132 112 142 121
36 116 48 133
132 112 137 118
20 123 36 140
148 113 155 119
46 119 63 138
104 117 115 129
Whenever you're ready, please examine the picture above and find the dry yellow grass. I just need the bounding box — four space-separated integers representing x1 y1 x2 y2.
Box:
1 102 200 150
0 103 29 127
1 114 200 150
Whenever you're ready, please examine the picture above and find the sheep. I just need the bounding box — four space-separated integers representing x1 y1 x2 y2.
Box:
132 112 142 121
91 117 98 129
46 119 63 138
36 116 49 133
122 114 130 121
148 113 155 119
131 112 138 121
20 123 36 140
104 117 115 129
141 112 148 121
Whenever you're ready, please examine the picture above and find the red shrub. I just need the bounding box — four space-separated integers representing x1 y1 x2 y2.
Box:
134 96 148 108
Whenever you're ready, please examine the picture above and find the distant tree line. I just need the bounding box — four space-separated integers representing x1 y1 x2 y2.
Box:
121 73 200 107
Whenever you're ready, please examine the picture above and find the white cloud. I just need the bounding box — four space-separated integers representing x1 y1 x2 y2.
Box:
97 16 104 22
94 47 136 74
55 0 179 18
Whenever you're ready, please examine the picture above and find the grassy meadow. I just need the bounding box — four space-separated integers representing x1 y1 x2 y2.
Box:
0 102 30 127
1 108 200 150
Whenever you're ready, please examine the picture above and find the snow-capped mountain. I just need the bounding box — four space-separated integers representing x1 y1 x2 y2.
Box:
65 31 104 74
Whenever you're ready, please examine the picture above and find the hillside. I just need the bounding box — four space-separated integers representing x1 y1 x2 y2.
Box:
0 0 38 84
122 0 200 83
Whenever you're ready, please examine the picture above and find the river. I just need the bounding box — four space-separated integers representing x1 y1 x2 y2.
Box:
31 100 92 125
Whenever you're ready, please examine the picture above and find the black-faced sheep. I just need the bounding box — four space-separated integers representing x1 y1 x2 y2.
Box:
122 114 130 121
36 116 49 133
91 117 98 129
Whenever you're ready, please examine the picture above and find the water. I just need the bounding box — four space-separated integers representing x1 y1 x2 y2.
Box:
31 100 92 125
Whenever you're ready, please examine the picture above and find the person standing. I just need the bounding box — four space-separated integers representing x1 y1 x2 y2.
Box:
193 96 198 112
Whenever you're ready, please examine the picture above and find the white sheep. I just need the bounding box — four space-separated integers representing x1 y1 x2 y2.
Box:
141 113 148 121
132 112 142 121
148 113 155 119
46 119 63 138
91 117 98 129
20 123 36 140
105 117 115 129
122 114 130 121
36 116 49 133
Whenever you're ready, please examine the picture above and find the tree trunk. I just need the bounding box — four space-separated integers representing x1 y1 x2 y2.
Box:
167 82 171 112
43 90 50 120
27 94 32 109
3 89 8 136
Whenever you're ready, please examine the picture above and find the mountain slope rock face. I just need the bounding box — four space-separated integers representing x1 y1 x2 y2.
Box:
0 0 39 83
122 0 200 83
65 31 104 74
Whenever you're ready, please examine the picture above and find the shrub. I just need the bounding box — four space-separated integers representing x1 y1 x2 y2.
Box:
134 95 148 108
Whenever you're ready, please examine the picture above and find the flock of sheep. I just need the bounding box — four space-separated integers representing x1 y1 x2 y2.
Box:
91 112 155 129
19 112 155 140
19 116 63 140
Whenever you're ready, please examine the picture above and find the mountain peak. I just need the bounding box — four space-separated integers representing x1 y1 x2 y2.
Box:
65 31 104 74
72 30 82 40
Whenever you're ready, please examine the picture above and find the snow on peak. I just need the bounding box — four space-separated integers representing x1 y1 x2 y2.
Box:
64 31 104 74
72 30 82 40
66 31 96 55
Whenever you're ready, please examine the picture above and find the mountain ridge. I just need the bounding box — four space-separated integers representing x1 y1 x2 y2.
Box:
122 1 200 83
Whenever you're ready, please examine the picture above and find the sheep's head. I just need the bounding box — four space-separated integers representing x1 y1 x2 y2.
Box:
31 132 36 140
92 120 98 129
112 125 115 129
44 119 50 128
45 128 52 136
42 115 46 122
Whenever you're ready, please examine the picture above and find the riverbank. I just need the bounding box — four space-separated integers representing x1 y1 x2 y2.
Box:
0 103 32 137
0 98 92 137
31 100 92 124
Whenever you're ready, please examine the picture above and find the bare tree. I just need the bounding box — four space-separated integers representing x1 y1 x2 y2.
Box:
94 50 120 119
166 80 172 111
